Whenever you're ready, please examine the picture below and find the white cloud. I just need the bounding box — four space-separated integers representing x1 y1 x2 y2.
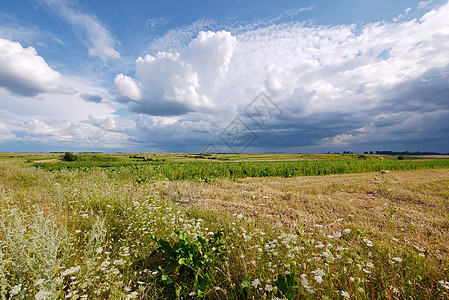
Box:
148 19 213 52
40 0 120 59
115 30 237 116
0 75 131 150
393 7 412 22
0 38 75 96
115 2 449 152
418 0 435 9
113 74 141 101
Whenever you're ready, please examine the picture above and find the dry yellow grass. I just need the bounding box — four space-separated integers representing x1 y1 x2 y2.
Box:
155 169 449 259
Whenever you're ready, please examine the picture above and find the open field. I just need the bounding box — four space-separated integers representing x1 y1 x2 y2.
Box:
0 153 448 299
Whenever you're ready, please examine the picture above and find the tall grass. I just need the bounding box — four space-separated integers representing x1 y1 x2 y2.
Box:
35 159 449 181
1 159 448 298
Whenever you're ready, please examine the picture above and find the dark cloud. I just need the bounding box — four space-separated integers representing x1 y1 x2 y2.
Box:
0 73 43 97
80 93 102 103
129 101 192 116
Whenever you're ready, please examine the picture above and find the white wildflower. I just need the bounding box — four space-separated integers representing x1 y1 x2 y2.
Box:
61 266 81 277
312 268 326 277
392 257 403 263
236 214 244 220
96 247 103 254
439 280 449 289
34 279 45 286
363 238 374 247
265 284 273 292
343 228 351 234
35 291 53 300
10 284 22 296
125 291 139 300
333 231 342 238
251 279 260 288
341 290 350 299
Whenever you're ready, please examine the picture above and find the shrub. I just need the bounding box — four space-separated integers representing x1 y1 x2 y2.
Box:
63 152 78 161
398 155 407 160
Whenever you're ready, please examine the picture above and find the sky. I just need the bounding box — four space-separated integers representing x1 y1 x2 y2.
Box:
1 0 449 153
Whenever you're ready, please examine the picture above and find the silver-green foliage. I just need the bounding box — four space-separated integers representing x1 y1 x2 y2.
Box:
0 213 66 298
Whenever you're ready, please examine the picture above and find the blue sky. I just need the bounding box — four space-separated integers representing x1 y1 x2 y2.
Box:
1 0 448 153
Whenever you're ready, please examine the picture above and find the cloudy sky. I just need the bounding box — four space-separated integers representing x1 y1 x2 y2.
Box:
1 0 448 153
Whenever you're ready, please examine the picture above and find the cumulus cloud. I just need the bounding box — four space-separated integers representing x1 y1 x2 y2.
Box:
115 30 236 116
40 0 120 59
114 2 449 152
113 74 141 101
0 38 75 96
0 75 131 151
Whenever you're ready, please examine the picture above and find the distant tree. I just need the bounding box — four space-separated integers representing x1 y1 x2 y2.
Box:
63 152 78 161
397 155 407 160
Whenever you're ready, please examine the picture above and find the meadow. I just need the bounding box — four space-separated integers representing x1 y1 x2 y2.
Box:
0 153 448 299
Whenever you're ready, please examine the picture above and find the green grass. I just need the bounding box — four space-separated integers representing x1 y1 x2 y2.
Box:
35 158 449 181
1 155 449 299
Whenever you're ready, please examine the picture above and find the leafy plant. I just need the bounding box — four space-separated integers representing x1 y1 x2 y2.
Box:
276 273 297 299
150 229 225 298
63 152 78 161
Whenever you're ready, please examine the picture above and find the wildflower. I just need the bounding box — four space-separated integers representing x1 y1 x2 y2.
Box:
343 228 351 234
35 291 53 300
34 279 45 286
392 257 403 263
61 266 81 277
125 292 139 300
341 290 350 299
10 284 22 296
333 231 342 238
363 238 374 247
96 247 103 254
312 268 325 277
265 284 274 292
438 280 449 289
236 214 244 219
251 279 260 288
366 262 374 268
314 275 323 283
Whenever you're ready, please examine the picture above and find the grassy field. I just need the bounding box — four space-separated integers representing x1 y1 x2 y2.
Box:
0 153 448 299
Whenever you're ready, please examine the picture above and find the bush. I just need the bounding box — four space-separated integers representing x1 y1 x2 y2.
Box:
398 155 407 160
63 152 78 161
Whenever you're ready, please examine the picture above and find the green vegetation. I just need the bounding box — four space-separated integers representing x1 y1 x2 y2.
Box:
35 158 449 181
0 153 448 299
63 152 78 161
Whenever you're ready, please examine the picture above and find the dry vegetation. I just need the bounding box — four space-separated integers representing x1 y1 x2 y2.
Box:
156 169 449 260
0 153 448 299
